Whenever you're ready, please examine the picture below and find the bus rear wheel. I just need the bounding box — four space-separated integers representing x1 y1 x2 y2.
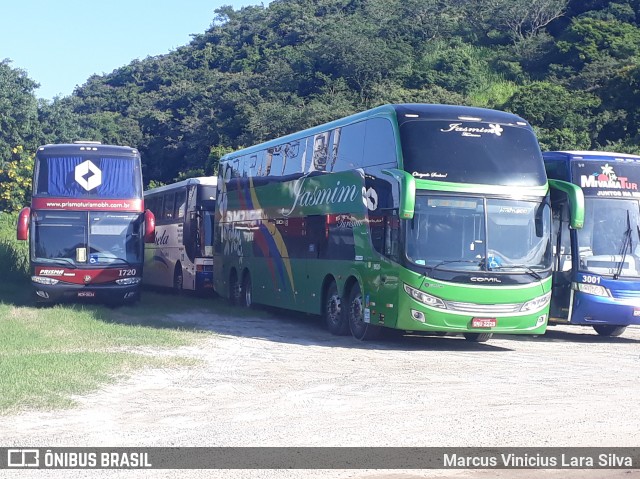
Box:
463 333 493 342
173 265 183 293
593 325 626 337
348 282 381 341
241 273 252 308
324 281 349 335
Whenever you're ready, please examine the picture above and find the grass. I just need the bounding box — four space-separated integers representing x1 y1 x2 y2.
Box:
0 286 207 414
0 211 267 415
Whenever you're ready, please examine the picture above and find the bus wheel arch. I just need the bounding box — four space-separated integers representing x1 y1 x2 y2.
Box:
323 275 349 335
346 279 381 341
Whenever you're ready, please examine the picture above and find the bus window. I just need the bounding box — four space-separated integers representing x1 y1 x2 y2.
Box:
364 118 397 167
175 190 187 220
331 122 365 172
163 193 175 220
266 146 284 176
310 132 330 172
282 141 304 177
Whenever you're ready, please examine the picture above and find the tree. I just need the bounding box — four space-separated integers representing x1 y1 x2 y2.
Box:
505 81 599 149
0 60 40 166
0 146 33 213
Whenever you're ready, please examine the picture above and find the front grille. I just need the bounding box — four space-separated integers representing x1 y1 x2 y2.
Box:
444 300 522 314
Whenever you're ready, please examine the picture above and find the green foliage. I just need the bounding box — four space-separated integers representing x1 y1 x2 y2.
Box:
0 212 29 280
557 17 640 66
0 61 41 166
0 146 34 213
2 0 640 184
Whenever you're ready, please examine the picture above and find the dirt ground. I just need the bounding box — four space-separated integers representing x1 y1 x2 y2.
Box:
1 305 640 479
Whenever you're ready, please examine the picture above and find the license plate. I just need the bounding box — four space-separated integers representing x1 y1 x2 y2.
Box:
78 291 95 298
634 309 640 317
471 318 497 328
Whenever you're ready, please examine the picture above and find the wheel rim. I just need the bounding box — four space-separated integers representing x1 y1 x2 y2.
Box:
350 291 366 337
326 290 341 326
244 278 252 307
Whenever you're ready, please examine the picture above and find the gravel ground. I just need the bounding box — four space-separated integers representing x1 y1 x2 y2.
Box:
1 306 640 479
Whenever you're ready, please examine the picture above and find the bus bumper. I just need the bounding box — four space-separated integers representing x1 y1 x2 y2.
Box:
569 291 640 326
32 282 140 304
195 271 214 291
395 295 548 335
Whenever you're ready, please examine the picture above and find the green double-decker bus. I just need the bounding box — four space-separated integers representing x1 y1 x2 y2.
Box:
213 104 584 341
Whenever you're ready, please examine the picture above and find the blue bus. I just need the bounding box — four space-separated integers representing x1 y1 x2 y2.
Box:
544 150 640 336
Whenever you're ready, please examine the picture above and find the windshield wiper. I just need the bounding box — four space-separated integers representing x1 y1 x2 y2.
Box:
38 257 77 269
97 257 134 267
429 259 483 276
614 210 633 280
489 264 542 280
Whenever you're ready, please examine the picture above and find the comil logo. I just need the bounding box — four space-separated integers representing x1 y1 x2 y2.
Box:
75 160 102 191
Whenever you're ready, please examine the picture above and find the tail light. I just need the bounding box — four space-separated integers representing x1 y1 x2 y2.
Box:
17 207 30 241
144 209 156 243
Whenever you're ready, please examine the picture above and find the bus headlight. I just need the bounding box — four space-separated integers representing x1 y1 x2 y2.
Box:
573 282 611 297
520 291 551 312
115 277 141 286
403 283 446 309
32 276 59 285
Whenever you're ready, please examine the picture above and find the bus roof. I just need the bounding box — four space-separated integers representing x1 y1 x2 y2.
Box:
544 150 640 160
144 176 218 197
37 143 139 156
220 103 531 162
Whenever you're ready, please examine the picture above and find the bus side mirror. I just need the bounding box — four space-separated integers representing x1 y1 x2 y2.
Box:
382 168 415 219
144 209 156 243
548 179 584 229
17 207 30 241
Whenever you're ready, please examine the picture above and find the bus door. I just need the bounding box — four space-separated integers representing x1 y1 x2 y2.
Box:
550 201 573 321
368 213 401 328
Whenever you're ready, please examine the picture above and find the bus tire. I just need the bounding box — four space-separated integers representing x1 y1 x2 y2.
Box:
348 282 381 341
463 333 493 342
324 281 349 335
593 325 626 337
241 273 252 308
173 264 183 293
229 270 241 306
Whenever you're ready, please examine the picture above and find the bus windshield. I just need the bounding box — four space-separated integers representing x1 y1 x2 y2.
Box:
399 120 546 186
33 211 144 266
577 198 640 278
34 155 142 198
405 195 552 272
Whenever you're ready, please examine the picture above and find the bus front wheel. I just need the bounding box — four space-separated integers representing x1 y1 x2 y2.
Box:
348 282 381 341
324 281 349 335
463 333 493 343
229 270 241 306
593 325 626 337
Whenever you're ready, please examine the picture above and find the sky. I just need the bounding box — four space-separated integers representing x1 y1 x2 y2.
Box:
1 0 268 101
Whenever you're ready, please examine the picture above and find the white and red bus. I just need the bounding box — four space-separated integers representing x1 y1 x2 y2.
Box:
143 177 217 293
16 142 155 304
